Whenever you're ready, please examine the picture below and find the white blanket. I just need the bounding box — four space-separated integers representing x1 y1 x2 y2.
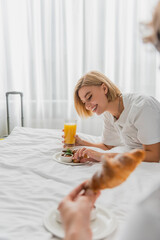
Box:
0 127 160 240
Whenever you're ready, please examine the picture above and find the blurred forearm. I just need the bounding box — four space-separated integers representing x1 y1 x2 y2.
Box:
64 220 92 240
82 140 114 150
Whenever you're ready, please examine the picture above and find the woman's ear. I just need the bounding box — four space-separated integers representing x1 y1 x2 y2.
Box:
102 83 108 95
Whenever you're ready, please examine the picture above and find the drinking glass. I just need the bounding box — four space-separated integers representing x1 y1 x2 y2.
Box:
64 119 77 147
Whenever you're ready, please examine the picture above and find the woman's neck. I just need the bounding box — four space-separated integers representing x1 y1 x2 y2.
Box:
107 95 124 120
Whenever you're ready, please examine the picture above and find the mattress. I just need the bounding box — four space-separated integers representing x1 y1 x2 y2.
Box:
0 127 160 240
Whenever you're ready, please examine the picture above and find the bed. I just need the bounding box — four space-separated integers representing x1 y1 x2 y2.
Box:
0 127 160 240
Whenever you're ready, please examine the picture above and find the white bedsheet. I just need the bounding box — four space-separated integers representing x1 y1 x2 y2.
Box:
0 127 160 240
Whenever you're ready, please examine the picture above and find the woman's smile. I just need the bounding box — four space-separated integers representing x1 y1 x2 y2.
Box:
91 104 98 112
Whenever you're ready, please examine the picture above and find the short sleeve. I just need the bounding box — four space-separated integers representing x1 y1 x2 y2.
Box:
133 104 160 145
102 113 123 146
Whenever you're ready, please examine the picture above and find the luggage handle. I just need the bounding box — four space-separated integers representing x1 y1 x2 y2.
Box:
6 91 24 135
6 91 23 96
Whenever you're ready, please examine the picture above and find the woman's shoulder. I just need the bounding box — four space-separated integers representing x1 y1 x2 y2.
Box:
123 93 160 111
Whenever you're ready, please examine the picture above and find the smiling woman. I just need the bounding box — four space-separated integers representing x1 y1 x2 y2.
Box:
73 71 160 163
74 71 121 118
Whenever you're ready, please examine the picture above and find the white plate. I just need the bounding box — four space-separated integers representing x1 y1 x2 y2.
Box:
44 205 117 240
52 152 89 166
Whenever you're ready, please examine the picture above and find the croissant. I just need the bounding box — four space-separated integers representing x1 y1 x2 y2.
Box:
85 149 145 191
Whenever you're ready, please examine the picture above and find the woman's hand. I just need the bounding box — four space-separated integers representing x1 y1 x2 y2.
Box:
74 148 103 162
58 181 100 240
62 129 85 147
74 135 85 146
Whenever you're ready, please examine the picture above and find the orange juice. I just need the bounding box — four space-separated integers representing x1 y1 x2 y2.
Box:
64 122 77 146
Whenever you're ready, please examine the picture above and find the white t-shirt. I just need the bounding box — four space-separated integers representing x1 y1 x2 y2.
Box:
102 93 160 149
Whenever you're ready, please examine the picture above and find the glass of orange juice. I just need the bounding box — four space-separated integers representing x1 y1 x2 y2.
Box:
64 120 77 147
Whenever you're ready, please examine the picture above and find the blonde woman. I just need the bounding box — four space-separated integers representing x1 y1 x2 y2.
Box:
73 71 160 163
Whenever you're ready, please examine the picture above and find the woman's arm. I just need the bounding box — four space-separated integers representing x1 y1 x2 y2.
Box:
77 143 160 163
62 131 114 150
143 142 160 162
80 140 114 150
103 143 160 163
75 135 114 150
74 148 118 162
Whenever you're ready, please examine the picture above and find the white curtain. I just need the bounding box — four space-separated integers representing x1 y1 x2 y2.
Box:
0 0 159 137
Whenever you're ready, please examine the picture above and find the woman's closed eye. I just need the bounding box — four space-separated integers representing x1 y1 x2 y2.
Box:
81 94 92 104
87 95 92 101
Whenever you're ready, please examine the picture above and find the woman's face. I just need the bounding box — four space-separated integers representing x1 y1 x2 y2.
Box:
78 84 108 115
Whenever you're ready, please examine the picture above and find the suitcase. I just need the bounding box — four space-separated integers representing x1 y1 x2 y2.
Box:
6 91 24 135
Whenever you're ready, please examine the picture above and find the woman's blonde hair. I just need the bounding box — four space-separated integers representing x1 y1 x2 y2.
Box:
74 71 121 118
143 1 160 51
